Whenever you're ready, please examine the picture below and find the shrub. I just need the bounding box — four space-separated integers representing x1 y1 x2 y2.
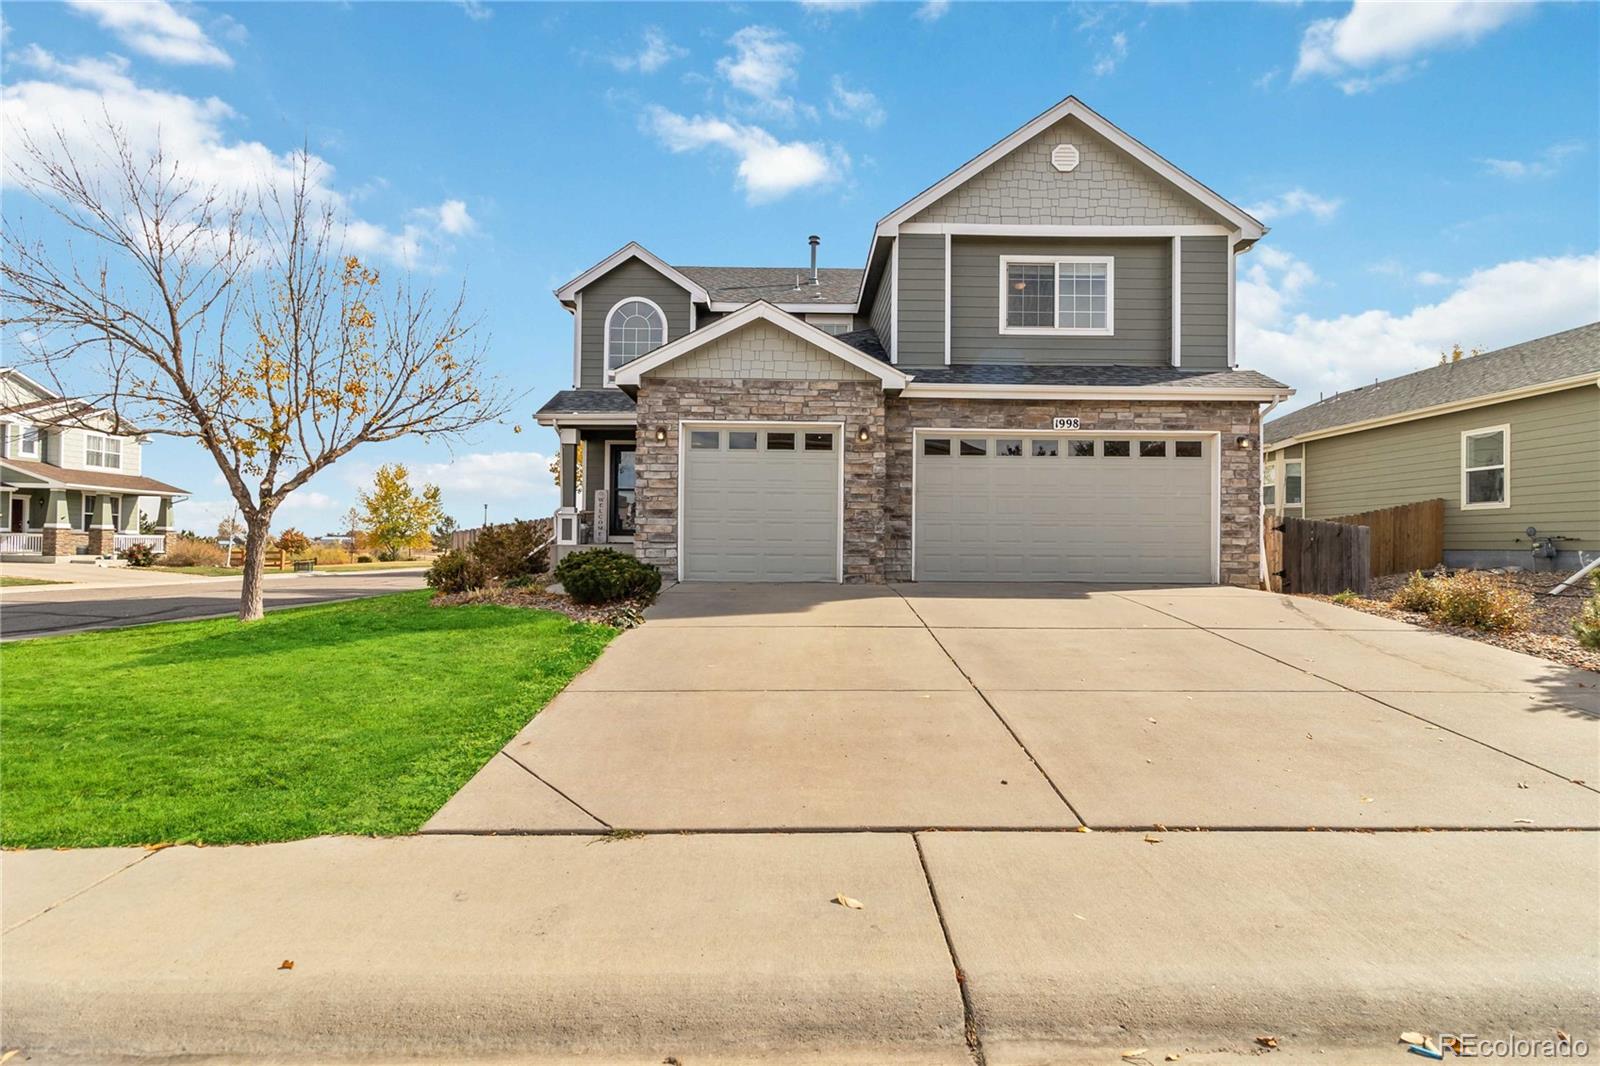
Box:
120 541 157 568
554 548 661 606
1331 589 1358 604
1572 573 1600 650
469 519 548 582
426 550 484 595
162 534 228 568
275 528 311 558
1389 571 1442 614
1431 571 1531 632
357 554 374 563
309 545 349 564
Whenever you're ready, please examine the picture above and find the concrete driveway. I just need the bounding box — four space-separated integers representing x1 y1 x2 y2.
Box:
429 581 1600 833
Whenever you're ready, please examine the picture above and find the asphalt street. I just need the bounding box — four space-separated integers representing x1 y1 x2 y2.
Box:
0 571 427 640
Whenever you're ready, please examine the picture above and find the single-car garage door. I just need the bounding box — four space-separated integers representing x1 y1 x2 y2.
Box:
915 433 1215 583
681 425 840 581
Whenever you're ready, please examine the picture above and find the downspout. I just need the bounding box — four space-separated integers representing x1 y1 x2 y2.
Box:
1257 397 1284 590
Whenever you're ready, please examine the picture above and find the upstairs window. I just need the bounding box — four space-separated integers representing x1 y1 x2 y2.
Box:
1283 460 1303 506
605 298 667 370
1461 425 1509 509
18 424 41 458
86 433 122 469
1001 256 1113 336
1262 463 1277 508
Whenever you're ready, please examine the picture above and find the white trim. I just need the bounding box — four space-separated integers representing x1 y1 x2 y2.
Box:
676 419 846 584
602 438 638 542
611 301 910 389
889 239 900 365
874 97 1266 241
1226 240 1237 368
1170 236 1182 367
1265 373 1599 450
603 295 670 374
558 427 579 446
803 313 857 335
690 299 698 331
901 383 1292 402
17 424 40 459
571 293 582 388
706 301 860 314
997 255 1114 337
1460 423 1511 511
536 413 639 428
942 232 953 365
908 427 1223 585
554 242 710 304
898 222 1233 237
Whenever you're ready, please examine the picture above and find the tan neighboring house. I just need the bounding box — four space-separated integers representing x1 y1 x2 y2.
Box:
0 368 188 563
1263 323 1599 569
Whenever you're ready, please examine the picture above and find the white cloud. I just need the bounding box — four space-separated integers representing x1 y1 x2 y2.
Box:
798 0 873 13
1241 248 1600 407
1294 0 1531 92
644 106 844 203
4 46 461 269
716 26 803 116
609 27 685 74
410 451 558 521
915 0 950 21
1414 270 1451 286
433 198 476 236
1092 31 1128 77
827 76 885 129
65 0 232 67
457 0 492 21
1482 141 1583 180
1246 187 1343 223
278 490 336 514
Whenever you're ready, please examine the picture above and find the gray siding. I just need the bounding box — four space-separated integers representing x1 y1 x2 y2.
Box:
950 237 1170 365
1298 387 1600 553
869 245 895 357
896 234 946 367
1179 236 1228 370
578 258 694 388
910 114 1225 228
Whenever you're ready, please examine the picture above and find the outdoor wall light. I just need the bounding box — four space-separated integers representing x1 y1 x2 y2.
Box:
1237 435 1255 450
655 427 667 443
857 426 870 443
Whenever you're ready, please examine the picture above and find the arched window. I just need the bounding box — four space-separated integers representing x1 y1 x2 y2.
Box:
605 298 667 370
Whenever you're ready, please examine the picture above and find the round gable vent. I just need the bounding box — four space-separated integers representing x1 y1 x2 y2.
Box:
1050 143 1081 173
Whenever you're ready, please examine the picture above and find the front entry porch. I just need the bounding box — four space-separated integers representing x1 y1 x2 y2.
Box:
0 485 177 563
551 425 637 563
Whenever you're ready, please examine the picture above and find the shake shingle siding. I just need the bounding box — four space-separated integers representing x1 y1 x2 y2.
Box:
896 234 946 367
950 237 1170 365
1179 236 1228 370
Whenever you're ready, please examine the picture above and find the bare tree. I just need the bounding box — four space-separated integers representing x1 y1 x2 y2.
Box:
2 121 511 620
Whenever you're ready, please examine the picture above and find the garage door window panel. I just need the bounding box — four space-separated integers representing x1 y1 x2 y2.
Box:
1031 440 1058 457
766 432 794 451
1071 440 1095 458
960 439 987 457
1139 441 1167 458
1103 440 1130 457
690 430 720 450
729 431 757 450
1175 440 1203 458
923 438 951 457
997 439 1023 457
804 432 834 452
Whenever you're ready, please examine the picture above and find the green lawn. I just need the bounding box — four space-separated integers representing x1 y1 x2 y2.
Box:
0 575 65 587
148 560 427 577
149 565 237 576
0 591 615 848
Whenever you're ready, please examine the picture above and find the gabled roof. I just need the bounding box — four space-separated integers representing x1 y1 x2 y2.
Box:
611 302 909 390
554 242 711 306
873 96 1267 241
677 266 863 307
1264 322 1600 447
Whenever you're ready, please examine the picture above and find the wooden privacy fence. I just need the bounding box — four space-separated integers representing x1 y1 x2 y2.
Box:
1266 516 1371 596
1329 498 1445 578
225 545 288 570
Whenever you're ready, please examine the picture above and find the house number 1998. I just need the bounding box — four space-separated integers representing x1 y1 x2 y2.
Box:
1051 417 1081 430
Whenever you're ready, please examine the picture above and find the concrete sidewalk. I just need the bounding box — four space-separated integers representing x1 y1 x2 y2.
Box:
3 830 1595 1064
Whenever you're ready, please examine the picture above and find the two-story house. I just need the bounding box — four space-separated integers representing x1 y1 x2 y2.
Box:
535 97 1292 586
0 368 187 562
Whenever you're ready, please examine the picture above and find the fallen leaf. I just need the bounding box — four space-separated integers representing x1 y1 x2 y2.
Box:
1121 1050 1148 1059
1143 834 1163 844
1166 1056 1183 1062
1072 913 1087 920
1400 1031 1428 1046
1147 717 1158 724
1558 1030 1570 1041
0 1051 19 1065
278 959 294 970
1360 796 1375 803
1514 818 1535 824
833 894 863 910
1517 781 1529 789
1077 825 1093 833
1255 1035 1279 1049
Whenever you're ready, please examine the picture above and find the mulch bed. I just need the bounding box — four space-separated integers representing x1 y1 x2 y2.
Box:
1312 568 1599 673
430 584 652 628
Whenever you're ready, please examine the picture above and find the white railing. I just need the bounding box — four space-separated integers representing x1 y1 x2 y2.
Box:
115 533 166 554
0 532 44 554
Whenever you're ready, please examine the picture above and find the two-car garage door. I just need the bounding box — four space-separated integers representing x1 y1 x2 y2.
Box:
915 433 1216 583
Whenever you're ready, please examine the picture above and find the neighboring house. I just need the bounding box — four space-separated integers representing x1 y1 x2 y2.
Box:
535 96 1292 586
1263 323 1600 569
0 368 188 562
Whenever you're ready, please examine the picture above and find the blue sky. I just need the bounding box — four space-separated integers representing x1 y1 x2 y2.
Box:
4 0 1597 536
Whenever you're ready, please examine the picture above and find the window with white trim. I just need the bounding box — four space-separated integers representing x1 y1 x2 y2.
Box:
85 433 122 469
1283 460 1303 506
806 313 855 336
18 424 41 458
605 298 667 370
1262 463 1277 508
1001 256 1113 335
1461 425 1508 509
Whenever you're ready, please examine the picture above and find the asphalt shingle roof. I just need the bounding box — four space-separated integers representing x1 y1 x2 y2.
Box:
535 389 637 416
898 363 1288 390
675 266 863 305
1264 322 1600 445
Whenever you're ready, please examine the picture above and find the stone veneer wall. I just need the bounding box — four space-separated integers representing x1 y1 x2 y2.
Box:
633 378 887 581
884 398 1262 586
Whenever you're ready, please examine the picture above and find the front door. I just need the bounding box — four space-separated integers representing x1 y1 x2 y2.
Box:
609 445 636 538
9 497 25 532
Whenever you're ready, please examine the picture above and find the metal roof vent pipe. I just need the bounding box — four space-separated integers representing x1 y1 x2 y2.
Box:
808 234 820 285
